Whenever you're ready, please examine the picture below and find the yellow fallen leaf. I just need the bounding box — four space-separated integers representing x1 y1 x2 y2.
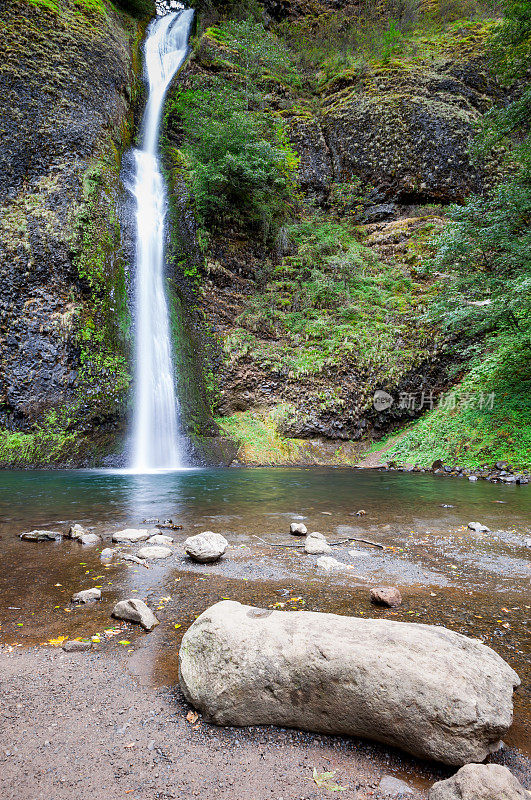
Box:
174 624 181 629
186 711 199 724
118 640 131 645
48 635 68 646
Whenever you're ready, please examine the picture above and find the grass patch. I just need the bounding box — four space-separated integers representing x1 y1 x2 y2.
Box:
383 335 531 469
215 408 305 464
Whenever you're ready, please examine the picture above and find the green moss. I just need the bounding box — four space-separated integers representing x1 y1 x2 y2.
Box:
215 409 306 464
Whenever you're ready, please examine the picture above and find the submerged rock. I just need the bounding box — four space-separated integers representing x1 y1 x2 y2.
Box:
290 522 308 536
112 529 150 543
370 586 402 608
379 776 414 796
112 599 159 631
20 530 62 542
121 553 147 565
72 588 101 604
148 534 174 545
137 545 172 560
304 532 332 554
179 601 519 765
428 763 529 799
184 531 228 563
100 547 114 559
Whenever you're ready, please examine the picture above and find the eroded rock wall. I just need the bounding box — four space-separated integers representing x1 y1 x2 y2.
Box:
0 0 146 463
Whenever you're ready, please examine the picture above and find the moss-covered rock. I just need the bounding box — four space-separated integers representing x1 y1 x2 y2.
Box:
0 0 144 465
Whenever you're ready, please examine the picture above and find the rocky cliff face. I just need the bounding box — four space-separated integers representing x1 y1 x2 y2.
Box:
0 0 147 464
0 0 505 467
169 14 502 463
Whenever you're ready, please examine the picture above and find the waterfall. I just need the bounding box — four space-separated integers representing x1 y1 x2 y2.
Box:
130 9 194 472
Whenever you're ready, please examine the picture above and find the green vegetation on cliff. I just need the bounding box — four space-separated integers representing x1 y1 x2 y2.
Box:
225 217 433 382
378 0 531 469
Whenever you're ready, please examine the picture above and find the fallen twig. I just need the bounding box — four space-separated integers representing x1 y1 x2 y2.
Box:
252 535 385 550
347 536 385 549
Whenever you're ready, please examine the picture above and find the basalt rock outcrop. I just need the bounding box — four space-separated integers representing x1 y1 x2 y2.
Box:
0 0 144 464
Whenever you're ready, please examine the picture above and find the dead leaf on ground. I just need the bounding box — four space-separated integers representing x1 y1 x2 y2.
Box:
186 711 199 724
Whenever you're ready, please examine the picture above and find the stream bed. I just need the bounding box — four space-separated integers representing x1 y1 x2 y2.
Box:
1 467 529 784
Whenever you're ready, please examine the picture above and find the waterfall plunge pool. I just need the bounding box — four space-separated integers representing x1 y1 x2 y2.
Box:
0 467 529 765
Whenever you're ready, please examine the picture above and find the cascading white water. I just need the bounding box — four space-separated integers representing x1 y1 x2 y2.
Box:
130 9 194 472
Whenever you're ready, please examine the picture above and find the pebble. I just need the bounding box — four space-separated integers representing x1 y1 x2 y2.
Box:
289 523 308 536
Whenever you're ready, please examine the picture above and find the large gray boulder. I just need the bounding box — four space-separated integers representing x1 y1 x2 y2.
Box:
428 764 530 799
178 601 519 765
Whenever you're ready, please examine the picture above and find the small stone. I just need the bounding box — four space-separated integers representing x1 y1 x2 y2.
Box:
379 776 414 796
100 547 114 559
440 504 454 508
137 545 172 560
67 524 90 540
428 763 529 799
468 521 490 533
355 509 366 516
112 599 159 631
147 534 173 545
289 522 308 536
62 640 91 652
304 533 332 554
122 554 147 565
184 531 228 563
370 586 402 608
316 556 346 572
72 588 101 603
468 475 479 482
112 528 150 543
20 530 62 542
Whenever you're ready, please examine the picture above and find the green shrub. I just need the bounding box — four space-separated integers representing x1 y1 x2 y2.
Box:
168 82 298 239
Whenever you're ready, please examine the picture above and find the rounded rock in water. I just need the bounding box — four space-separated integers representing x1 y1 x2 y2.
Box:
184 531 228 563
